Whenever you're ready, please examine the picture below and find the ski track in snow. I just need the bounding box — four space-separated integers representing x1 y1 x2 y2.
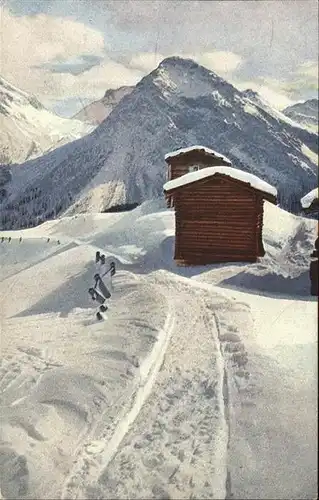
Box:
78 276 237 500
61 297 175 500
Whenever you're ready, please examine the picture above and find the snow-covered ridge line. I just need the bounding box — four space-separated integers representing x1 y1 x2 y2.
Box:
300 187 318 208
165 145 232 164
163 165 278 197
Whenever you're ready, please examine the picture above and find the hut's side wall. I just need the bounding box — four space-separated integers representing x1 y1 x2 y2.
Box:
173 175 261 264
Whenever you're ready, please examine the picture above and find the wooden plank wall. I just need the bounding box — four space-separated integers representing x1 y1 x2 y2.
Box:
173 175 262 264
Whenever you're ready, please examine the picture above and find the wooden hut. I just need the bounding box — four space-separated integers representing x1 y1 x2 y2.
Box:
163 166 277 265
300 188 318 296
309 238 318 296
164 146 232 208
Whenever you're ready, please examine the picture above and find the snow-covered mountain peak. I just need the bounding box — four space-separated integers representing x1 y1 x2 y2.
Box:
152 65 179 97
157 56 201 71
157 56 221 82
145 56 237 104
241 87 317 133
0 76 94 164
283 99 318 132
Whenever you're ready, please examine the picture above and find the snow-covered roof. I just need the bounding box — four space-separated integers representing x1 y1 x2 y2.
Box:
164 145 231 165
163 166 278 197
300 188 319 209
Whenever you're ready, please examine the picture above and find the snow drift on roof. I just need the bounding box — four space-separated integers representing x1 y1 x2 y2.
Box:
163 165 278 197
300 188 318 208
164 145 231 164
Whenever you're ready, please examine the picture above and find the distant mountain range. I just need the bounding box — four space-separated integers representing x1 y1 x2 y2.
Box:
73 86 134 125
0 57 317 230
0 76 93 164
283 99 318 132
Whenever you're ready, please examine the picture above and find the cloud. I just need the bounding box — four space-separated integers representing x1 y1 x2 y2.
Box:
35 59 142 111
66 60 142 99
188 52 243 75
1 3 317 117
0 6 106 68
260 64 318 101
234 61 318 110
127 50 243 77
297 61 318 79
290 60 319 92
234 79 295 110
37 55 104 76
256 86 295 110
127 53 166 73
0 6 143 106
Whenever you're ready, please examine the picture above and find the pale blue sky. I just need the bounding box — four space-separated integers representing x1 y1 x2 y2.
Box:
1 0 318 116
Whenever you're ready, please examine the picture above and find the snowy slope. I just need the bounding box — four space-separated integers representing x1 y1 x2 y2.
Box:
0 201 317 500
0 57 318 231
283 99 318 132
73 86 134 125
242 89 312 130
0 76 94 164
241 89 318 160
301 187 318 209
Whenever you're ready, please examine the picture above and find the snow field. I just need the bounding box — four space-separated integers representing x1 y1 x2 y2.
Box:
0 198 317 499
0 237 73 281
61 289 175 500
83 273 234 500
301 188 318 209
0 239 179 499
